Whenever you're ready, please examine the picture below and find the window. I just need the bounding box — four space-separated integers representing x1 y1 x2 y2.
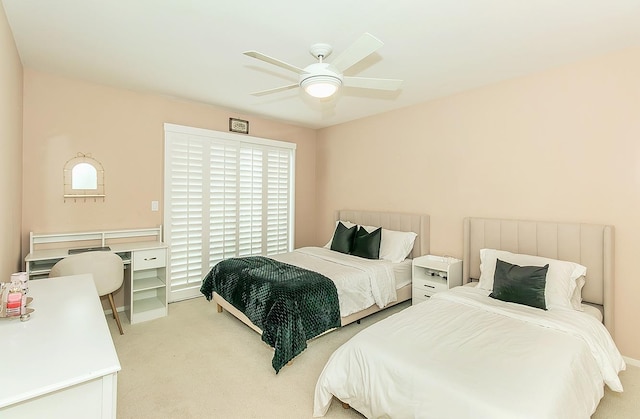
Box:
164 123 296 302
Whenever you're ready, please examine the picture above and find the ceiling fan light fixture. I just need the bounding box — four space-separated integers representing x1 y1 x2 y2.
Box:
301 75 342 98
244 34 402 98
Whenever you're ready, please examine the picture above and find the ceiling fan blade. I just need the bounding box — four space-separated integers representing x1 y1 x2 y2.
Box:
243 51 306 75
250 83 299 96
331 33 384 73
343 76 403 91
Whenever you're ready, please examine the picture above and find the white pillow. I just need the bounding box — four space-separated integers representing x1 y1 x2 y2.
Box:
478 249 587 310
379 229 417 263
360 225 417 263
324 220 356 248
570 276 586 311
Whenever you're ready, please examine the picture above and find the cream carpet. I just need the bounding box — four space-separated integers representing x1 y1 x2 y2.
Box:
107 298 639 419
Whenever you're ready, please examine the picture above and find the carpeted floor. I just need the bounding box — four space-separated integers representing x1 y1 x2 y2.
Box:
106 297 639 418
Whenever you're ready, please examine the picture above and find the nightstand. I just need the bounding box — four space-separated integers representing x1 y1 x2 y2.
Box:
412 255 463 305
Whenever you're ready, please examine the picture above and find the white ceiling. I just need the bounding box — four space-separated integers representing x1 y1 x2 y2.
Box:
3 0 640 129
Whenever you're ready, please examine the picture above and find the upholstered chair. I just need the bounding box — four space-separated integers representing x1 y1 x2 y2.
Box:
49 251 125 335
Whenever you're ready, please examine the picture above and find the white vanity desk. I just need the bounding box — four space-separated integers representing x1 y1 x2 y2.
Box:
25 227 168 324
0 274 121 418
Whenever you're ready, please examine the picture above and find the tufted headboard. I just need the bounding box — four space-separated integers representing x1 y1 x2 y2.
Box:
463 217 615 334
335 210 430 258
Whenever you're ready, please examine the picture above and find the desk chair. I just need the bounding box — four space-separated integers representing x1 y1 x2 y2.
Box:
49 251 125 335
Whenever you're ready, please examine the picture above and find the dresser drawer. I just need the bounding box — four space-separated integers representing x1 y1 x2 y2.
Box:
133 248 166 270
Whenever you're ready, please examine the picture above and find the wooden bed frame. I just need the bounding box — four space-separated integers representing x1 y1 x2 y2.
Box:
462 217 615 336
213 209 430 334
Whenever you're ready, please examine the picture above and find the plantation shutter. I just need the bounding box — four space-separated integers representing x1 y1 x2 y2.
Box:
266 148 291 255
164 124 295 302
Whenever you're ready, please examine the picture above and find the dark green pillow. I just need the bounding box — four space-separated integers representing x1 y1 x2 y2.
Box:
351 226 381 259
489 259 548 310
330 222 357 254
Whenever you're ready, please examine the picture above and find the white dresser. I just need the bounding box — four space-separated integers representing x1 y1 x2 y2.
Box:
0 274 121 418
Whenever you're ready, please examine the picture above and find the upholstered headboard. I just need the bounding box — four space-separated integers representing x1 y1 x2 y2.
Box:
335 210 430 258
463 217 615 334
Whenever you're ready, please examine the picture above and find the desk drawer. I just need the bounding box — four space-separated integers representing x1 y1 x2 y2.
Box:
133 248 166 270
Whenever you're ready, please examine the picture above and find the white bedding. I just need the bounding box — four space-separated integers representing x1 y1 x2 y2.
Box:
272 246 398 317
392 258 412 288
313 286 625 419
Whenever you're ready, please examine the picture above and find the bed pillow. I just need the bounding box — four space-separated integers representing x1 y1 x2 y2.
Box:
570 276 586 311
489 259 548 310
379 229 418 263
329 222 357 254
324 220 356 248
351 226 382 259
359 225 417 263
478 248 587 310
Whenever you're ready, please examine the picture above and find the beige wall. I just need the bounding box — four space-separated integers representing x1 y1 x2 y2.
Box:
317 47 640 359
22 70 318 307
0 4 23 281
13 18 640 360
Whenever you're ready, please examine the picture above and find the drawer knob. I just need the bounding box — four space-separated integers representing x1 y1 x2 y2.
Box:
423 284 435 288
144 257 157 261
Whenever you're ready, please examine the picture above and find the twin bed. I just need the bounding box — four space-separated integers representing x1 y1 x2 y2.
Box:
201 210 430 372
313 217 625 418
200 212 625 417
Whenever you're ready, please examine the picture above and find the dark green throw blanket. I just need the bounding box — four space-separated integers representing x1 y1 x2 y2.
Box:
200 256 341 373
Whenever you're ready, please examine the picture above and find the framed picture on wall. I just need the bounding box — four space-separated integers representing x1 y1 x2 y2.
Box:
229 118 249 134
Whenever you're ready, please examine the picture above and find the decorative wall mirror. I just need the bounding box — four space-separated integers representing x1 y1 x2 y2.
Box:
63 153 105 202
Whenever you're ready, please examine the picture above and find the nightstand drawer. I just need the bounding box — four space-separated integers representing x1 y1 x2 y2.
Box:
133 248 166 270
413 277 448 293
412 287 435 304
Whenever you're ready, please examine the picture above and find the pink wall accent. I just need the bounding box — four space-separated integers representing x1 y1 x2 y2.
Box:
22 70 318 308
317 47 640 359
0 4 23 281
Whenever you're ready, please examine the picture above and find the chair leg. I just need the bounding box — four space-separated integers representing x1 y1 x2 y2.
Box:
107 293 124 335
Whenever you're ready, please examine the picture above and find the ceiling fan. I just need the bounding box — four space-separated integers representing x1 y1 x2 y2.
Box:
243 33 403 99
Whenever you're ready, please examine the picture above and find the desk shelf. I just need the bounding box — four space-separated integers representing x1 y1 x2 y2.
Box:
131 293 167 324
133 296 166 313
128 247 168 324
132 276 165 292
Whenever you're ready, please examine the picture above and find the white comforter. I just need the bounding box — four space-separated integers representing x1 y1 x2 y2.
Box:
313 286 625 419
272 247 397 317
